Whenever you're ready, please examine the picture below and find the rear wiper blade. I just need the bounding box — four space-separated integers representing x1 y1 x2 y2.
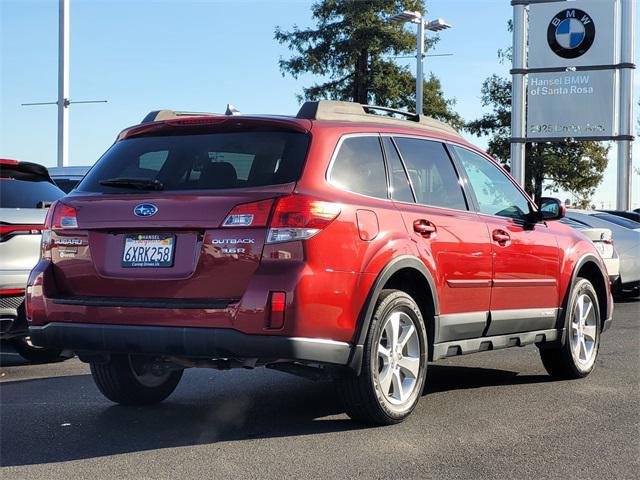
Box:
99 178 164 191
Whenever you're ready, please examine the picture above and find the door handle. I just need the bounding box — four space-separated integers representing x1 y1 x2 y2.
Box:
413 219 437 238
492 229 511 245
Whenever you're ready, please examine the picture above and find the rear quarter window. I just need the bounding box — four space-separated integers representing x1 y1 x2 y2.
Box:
77 131 310 193
329 136 388 199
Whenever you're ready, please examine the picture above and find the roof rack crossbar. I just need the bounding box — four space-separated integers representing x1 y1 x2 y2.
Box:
361 105 420 122
295 100 461 138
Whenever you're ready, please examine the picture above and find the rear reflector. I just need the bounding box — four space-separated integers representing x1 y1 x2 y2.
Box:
268 291 286 329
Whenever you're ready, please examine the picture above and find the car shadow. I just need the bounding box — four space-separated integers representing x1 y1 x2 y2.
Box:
1 363 552 466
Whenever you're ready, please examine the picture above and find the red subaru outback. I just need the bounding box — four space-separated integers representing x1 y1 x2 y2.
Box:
27 101 612 425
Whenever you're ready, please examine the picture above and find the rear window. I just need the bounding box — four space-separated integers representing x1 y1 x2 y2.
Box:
77 131 310 193
0 180 65 208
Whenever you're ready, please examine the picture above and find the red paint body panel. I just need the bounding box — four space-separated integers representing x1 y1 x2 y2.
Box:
28 115 612 353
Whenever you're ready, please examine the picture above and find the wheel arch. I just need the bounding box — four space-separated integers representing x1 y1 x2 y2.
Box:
347 255 439 373
560 254 610 341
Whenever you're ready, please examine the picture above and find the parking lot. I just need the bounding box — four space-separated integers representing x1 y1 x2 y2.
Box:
1 299 638 480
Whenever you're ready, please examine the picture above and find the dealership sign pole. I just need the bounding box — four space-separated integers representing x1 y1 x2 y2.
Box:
511 0 635 210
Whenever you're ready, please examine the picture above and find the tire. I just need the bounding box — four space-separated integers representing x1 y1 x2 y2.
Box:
337 289 428 425
90 354 183 405
539 278 601 379
10 336 64 363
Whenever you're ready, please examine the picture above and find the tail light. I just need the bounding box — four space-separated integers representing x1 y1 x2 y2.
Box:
51 203 78 229
40 201 78 259
222 195 341 244
222 199 274 227
0 224 43 242
0 288 25 296
267 195 341 244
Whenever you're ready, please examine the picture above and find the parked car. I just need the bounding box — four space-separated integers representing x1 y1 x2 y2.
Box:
597 209 640 223
566 209 640 297
27 101 613 425
559 218 619 283
48 166 91 193
0 159 67 361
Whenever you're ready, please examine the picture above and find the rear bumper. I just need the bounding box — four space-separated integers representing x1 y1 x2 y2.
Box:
29 322 352 366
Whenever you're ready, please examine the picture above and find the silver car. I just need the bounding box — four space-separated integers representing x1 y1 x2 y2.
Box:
566 209 640 296
0 159 66 361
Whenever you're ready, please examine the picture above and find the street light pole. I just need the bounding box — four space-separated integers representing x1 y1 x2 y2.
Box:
22 0 107 167
389 12 451 116
58 0 70 167
416 18 425 115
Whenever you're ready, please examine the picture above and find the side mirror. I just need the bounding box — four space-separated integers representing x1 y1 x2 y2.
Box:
539 197 566 221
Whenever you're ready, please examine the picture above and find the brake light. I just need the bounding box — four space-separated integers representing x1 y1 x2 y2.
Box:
267 194 341 244
222 194 340 243
0 224 43 242
223 199 274 227
40 201 78 260
0 288 25 296
51 203 78 229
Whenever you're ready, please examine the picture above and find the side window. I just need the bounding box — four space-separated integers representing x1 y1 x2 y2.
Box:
453 146 532 220
382 137 414 203
330 136 388 199
394 138 467 211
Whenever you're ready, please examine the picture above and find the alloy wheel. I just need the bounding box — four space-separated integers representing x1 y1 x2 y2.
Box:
376 311 421 405
569 293 598 367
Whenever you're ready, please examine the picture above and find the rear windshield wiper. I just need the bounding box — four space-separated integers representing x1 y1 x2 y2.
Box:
99 178 164 191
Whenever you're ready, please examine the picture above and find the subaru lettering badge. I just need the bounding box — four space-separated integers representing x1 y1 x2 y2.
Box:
133 203 158 217
547 9 595 60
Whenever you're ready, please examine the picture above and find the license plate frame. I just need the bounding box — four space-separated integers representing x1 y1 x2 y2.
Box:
121 234 176 268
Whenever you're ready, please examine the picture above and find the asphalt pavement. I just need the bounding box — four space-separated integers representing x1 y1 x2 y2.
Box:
1 300 638 480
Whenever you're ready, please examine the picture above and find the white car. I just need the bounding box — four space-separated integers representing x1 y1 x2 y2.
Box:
560 217 620 282
566 209 640 296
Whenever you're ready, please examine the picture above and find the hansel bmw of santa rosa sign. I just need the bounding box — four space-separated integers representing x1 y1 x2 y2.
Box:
527 70 616 138
528 0 617 69
525 0 619 138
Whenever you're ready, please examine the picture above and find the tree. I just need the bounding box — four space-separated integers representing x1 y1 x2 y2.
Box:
466 27 609 205
275 0 462 128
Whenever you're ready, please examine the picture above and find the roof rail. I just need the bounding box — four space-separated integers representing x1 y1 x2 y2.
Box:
296 100 460 137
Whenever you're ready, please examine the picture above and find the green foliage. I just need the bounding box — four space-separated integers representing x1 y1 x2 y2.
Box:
466 27 609 204
275 0 462 128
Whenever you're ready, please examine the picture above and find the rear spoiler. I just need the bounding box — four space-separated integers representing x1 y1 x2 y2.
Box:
141 104 241 124
0 159 54 184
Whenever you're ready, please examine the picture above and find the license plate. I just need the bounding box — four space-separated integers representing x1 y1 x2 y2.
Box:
122 234 175 268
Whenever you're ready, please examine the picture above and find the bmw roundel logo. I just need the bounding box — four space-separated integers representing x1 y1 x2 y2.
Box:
133 203 158 217
547 9 595 59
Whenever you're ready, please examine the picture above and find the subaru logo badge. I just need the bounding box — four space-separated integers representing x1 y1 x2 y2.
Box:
133 203 158 217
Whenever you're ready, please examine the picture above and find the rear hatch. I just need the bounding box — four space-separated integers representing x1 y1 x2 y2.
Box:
48 123 310 302
0 161 65 277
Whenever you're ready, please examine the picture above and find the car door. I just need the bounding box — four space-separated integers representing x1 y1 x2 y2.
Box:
384 136 493 343
451 146 561 336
